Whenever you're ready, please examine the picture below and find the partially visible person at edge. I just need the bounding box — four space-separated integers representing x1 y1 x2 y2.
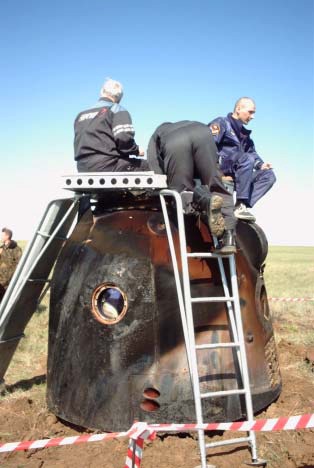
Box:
208 97 276 222
147 120 237 254
0 228 22 302
74 78 148 172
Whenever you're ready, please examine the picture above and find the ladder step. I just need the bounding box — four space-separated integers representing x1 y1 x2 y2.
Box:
200 388 246 398
27 279 51 283
187 252 233 258
37 231 67 241
37 230 51 238
191 296 234 303
205 436 252 449
195 342 240 350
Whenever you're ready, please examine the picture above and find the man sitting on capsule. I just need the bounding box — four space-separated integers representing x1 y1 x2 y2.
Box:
147 121 237 254
74 78 148 172
208 97 276 222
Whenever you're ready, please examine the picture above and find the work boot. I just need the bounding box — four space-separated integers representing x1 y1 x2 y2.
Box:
234 202 256 222
213 229 237 255
193 186 225 237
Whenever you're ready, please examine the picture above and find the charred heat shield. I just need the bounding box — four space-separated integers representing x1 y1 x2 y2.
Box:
47 191 281 431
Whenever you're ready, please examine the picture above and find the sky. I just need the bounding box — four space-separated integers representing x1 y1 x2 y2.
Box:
0 0 313 245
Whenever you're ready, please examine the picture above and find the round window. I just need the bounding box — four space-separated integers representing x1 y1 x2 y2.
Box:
91 283 128 325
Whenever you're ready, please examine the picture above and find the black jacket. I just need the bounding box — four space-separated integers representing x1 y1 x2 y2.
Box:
74 98 140 168
147 121 196 173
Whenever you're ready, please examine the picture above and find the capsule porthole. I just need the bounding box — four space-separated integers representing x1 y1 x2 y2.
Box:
91 283 128 325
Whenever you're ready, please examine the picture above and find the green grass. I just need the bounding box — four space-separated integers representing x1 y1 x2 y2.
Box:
1 296 49 402
264 246 314 347
264 246 314 298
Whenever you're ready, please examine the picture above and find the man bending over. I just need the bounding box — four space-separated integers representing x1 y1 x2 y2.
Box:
147 121 237 254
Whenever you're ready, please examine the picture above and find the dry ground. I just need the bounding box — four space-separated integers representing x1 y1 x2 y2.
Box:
0 246 313 468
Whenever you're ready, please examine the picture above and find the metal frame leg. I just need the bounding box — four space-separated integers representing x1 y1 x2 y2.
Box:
229 255 258 462
0 197 80 329
160 189 207 468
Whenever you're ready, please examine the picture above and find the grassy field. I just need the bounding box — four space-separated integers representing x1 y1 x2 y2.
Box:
263 246 314 347
264 246 314 298
1 245 314 399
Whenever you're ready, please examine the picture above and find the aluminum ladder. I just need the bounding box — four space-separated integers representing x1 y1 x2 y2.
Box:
159 189 266 468
0 196 81 384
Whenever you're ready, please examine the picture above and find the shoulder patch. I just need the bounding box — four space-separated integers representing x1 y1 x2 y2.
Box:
78 111 99 122
210 123 220 136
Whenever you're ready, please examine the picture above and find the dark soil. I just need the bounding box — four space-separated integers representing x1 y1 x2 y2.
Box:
0 338 313 468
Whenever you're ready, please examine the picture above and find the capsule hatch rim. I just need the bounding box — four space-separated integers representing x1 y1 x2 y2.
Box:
62 172 168 192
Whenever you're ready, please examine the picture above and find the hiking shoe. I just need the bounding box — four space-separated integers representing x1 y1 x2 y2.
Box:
234 203 256 222
192 186 225 237
207 195 225 237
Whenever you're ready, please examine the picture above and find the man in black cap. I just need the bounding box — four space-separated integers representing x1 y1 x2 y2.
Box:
147 121 237 253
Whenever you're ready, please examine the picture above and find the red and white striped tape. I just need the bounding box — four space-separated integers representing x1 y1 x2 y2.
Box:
268 297 314 302
0 430 129 453
149 413 314 433
0 414 313 456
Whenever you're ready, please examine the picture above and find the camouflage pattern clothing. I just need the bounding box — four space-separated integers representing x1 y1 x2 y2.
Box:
0 240 22 293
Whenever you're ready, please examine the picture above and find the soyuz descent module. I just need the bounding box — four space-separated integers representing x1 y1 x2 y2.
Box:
0 172 281 433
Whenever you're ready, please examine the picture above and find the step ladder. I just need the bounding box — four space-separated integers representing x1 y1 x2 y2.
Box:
0 196 81 383
159 189 266 468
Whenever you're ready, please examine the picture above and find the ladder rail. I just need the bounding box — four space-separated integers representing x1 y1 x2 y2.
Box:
229 255 258 460
217 256 240 345
160 189 207 467
0 200 60 319
159 194 193 374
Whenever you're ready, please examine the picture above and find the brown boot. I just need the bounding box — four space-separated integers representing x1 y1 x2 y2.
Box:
193 187 225 237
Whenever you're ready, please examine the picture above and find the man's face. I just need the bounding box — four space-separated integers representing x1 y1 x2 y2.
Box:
236 100 256 125
1 232 9 244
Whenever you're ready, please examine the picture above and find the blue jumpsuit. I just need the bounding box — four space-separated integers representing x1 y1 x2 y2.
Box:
208 114 276 207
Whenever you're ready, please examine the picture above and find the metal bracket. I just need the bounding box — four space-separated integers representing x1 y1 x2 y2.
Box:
62 172 168 192
244 459 267 467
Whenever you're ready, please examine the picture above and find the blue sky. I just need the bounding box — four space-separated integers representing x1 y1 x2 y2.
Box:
0 0 313 244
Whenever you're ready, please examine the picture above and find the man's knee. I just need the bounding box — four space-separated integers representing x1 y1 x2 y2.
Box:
269 169 276 184
263 169 276 187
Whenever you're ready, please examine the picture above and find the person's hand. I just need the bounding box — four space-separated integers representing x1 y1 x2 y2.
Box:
138 148 145 157
261 162 273 170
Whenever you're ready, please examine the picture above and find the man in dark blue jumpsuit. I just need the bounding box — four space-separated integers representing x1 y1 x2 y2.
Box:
148 121 237 253
209 97 276 221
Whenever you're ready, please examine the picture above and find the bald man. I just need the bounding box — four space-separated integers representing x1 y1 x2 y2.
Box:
208 98 276 221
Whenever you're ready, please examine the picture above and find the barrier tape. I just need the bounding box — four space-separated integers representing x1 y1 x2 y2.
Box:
268 297 314 302
1 414 313 468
